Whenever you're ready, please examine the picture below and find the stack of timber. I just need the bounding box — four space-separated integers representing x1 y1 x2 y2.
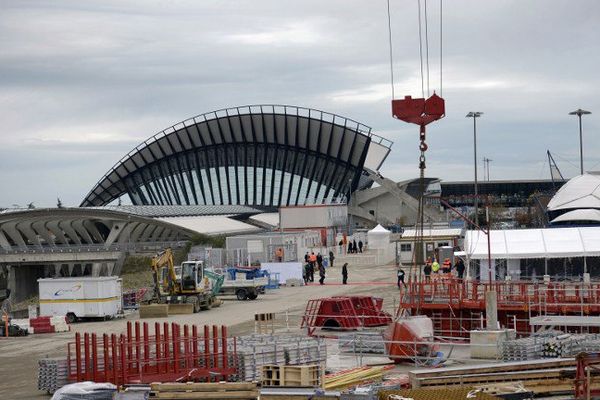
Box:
324 366 391 391
339 331 387 355
149 382 259 400
378 387 502 400
409 358 576 394
262 364 321 387
37 357 68 394
231 334 326 382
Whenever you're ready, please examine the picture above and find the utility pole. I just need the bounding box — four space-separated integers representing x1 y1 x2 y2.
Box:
466 112 483 224
483 157 493 181
569 109 591 175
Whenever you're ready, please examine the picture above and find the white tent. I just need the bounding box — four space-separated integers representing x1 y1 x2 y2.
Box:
547 173 600 211
463 227 600 259
551 209 600 224
367 224 390 249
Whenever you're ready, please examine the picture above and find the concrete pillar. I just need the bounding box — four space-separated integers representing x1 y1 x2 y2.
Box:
7 265 45 303
106 262 115 276
91 263 102 277
485 290 498 330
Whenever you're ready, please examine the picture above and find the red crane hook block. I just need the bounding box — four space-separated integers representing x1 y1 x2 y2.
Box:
391 93 445 127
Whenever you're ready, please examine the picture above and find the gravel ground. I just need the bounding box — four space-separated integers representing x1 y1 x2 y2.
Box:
0 261 401 399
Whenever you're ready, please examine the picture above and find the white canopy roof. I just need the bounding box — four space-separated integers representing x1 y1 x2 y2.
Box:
368 224 390 234
159 215 261 236
402 228 463 238
463 227 600 259
547 173 600 211
551 209 600 224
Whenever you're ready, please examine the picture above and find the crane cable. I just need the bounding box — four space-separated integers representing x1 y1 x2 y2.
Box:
439 0 443 97
386 0 395 100
424 0 430 97
417 0 425 98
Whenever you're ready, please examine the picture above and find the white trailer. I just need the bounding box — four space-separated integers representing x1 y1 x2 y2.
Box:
38 277 122 323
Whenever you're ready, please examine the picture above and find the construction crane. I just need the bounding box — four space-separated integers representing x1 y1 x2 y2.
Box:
150 248 224 313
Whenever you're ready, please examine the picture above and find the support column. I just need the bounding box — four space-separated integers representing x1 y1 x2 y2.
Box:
485 290 498 330
91 263 102 277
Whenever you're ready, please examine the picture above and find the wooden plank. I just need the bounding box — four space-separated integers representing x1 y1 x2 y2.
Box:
152 390 259 399
150 382 257 392
409 358 576 379
417 369 574 386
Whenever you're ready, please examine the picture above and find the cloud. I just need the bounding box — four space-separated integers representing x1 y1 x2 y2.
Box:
0 0 599 207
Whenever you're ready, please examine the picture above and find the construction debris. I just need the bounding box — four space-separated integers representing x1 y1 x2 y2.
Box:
49 381 116 400
232 334 326 382
149 382 259 400
38 357 68 394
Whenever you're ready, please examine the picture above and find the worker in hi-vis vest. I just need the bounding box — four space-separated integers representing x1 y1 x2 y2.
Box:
431 258 440 274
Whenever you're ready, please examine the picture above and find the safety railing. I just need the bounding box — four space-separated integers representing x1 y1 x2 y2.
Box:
67 321 236 385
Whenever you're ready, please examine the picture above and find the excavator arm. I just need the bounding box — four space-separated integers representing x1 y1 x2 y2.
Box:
203 269 225 297
151 248 177 298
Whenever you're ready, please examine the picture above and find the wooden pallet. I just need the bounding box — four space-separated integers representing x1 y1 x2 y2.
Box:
261 365 320 388
149 382 259 400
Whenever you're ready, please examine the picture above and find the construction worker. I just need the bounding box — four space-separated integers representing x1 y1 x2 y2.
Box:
308 252 317 282
397 266 407 288
318 263 326 285
275 247 284 262
423 258 432 282
442 258 452 274
455 258 466 280
431 258 441 276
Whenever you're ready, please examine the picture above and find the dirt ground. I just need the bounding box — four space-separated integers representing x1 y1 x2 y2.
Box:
0 262 404 399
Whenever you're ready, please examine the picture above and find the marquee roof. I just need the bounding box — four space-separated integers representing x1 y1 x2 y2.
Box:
463 227 600 259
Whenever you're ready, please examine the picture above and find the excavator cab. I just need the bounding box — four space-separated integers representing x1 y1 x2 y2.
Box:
180 261 207 293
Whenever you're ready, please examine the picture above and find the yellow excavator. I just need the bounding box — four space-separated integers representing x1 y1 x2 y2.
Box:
150 248 224 313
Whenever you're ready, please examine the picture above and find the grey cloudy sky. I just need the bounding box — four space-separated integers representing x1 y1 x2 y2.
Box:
0 0 598 207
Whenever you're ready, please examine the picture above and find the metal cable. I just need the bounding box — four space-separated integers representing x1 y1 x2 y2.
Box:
440 0 443 97
424 0 430 96
417 0 425 98
386 0 396 100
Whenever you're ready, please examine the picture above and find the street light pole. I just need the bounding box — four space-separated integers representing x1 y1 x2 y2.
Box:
569 109 591 175
466 112 483 225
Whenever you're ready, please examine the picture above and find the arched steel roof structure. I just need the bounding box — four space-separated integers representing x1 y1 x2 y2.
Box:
0 208 196 252
81 105 392 207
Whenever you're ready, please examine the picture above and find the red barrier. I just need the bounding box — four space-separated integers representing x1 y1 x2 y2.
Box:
399 279 600 337
67 321 236 385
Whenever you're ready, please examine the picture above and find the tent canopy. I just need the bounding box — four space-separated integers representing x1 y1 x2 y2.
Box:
368 224 390 234
463 227 600 259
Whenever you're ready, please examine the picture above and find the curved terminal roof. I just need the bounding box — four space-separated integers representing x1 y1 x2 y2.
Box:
0 208 197 252
547 173 600 212
550 209 600 224
81 105 392 208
